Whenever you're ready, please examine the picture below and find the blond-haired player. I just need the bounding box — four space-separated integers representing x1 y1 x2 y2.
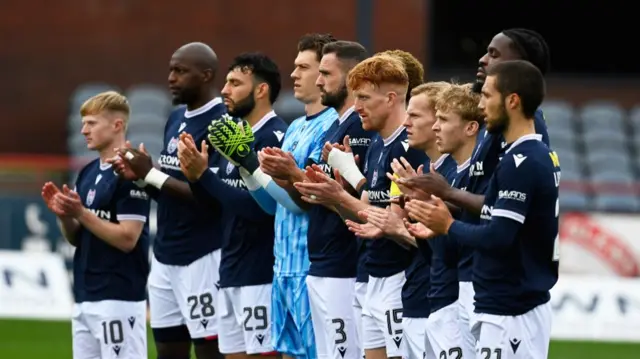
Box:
41 91 150 359
427 84 482 358
295 55 429 359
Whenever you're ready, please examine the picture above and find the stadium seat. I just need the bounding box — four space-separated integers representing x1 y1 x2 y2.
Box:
559 168 585 191
581 130 628 154
579 101 626 132
70 83 119 114
126 84 172 118
593 194 640 212
127 114 165 136
554 149 582 174
273 91 305 123
548 128 577 152
585 151 633 174
559 191 590 211
540 100 575 130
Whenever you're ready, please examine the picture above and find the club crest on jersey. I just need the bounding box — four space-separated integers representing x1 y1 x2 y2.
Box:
167 137 178 154
226 162 235 175
371 169 378 187
86 189 96 206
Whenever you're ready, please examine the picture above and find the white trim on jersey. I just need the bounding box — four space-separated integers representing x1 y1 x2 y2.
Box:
492 209 525 223
116 214 147 222
184 97 223 118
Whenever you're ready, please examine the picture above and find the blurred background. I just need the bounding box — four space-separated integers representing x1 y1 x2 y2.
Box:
0 0 639 358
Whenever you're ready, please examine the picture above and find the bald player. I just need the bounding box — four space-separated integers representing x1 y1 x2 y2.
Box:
112 42 226 359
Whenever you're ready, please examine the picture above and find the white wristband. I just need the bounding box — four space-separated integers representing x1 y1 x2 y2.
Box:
327 148 365 189
144 168 170 189
252 168 273 189
239 168 260 191
134 179 147 188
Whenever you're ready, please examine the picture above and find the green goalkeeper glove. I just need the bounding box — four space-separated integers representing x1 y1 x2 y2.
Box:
207 115 260 173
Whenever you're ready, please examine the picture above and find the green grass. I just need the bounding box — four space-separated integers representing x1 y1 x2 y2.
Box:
0 319 638 359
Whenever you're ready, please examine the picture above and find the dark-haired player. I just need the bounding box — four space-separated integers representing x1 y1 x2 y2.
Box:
294 55 429 359
177 52 288 359
397 29 554 352
42 91 150 359
305 40 372 359
112 42 226 359
407 60 560 359
208 34 339 359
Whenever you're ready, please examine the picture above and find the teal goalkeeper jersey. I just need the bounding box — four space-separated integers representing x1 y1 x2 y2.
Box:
274 107 337 276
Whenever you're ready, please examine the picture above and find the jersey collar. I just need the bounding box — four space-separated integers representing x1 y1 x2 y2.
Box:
338 106 356 125
457 156 471 173
432 153 449 171
251 110 278 132
184 97 223 119
383 125 405 147
505 133 542 154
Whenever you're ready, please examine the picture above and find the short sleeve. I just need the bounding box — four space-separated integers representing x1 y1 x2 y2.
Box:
115 181 151 223
491 154 538 224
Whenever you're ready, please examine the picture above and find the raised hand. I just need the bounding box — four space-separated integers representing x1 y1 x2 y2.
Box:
345 220 383 239
404 195 453 235
178 133 209 182
41 182 68 217
398 163 452 200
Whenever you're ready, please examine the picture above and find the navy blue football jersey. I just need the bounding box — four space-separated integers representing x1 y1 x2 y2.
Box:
470 134 560 315
452 159 475 282
193 112 288 288
468 109 549 195
153 98 226 266
421 155 460 314
73 159 150 303
402 154 457 318
308 107 375 278
362 126 429 278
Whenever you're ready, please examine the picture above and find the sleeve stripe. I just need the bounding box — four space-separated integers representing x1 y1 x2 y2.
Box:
492 209 525 224
117 214 147 222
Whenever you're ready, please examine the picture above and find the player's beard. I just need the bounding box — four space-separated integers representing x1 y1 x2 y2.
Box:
487 101 509 134
472 80 484 94
227 92 256 119
321 83 348 110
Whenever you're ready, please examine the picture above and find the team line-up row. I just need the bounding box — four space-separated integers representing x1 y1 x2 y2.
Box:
42 29 559 359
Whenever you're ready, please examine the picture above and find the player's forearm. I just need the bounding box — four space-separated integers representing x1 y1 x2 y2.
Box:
447 216 520 250
335 192 369 224
445 189 484 215
193 169 273 219
282 169 312 211
57 217 80 247
445 202 462 218
76 209 142 253
387 229 417 249
249 169 304 213
142 168 196 201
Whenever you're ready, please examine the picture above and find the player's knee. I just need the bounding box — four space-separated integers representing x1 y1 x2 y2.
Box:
153 325 192 343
